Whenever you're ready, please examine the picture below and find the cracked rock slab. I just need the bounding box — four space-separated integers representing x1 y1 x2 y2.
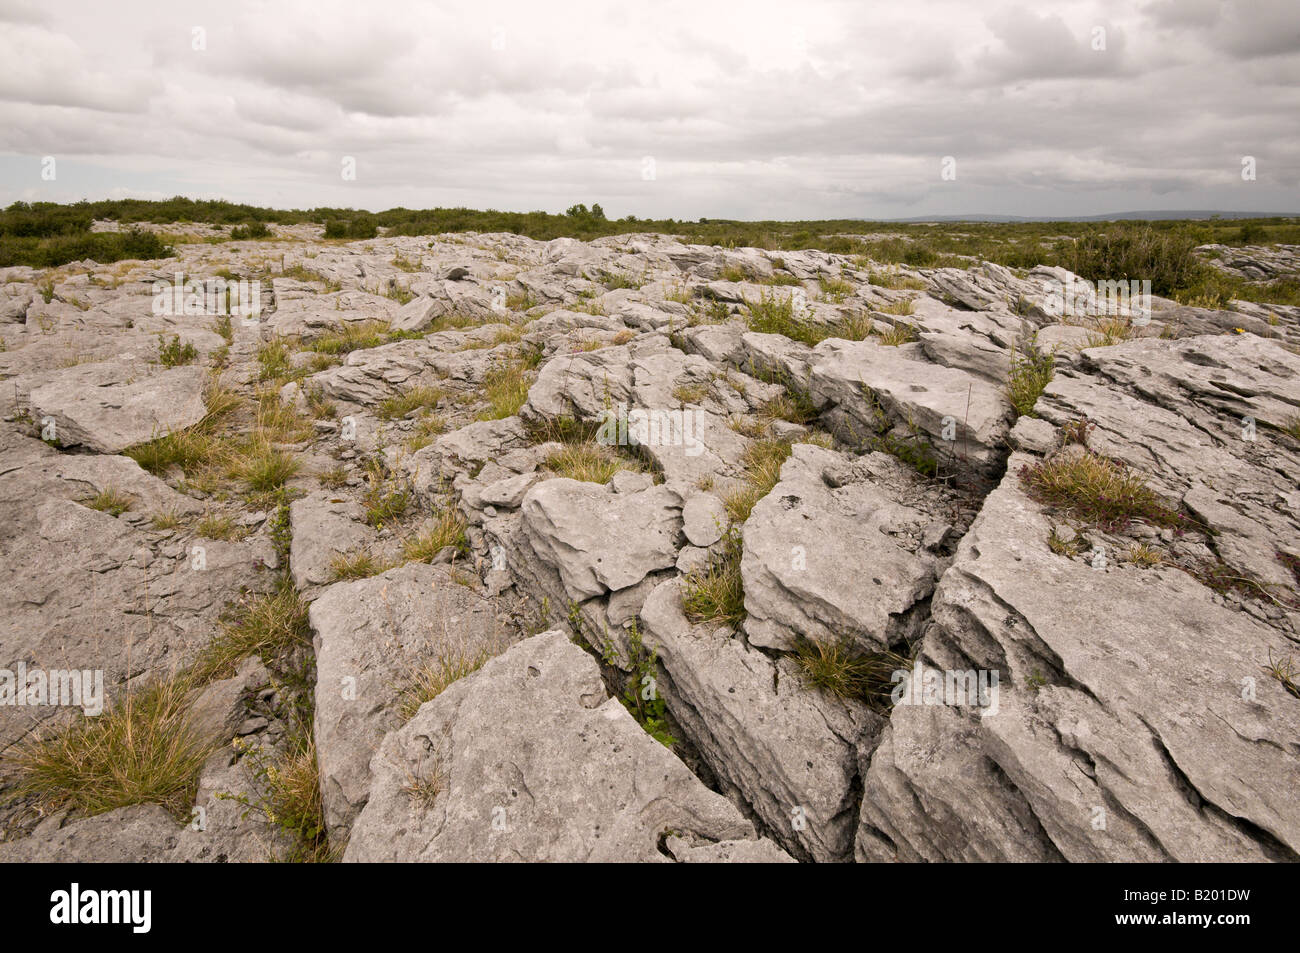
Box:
343 630 789 862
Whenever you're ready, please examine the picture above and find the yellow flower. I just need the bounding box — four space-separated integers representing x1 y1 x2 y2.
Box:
1233 327 1245 334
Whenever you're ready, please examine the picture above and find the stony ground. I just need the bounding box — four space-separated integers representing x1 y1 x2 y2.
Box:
0 227 1297 862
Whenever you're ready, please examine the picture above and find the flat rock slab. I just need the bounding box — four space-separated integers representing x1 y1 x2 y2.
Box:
742 444 936 653
810 338 1010 477
28 361 207 453
520 478 683 602
289 490 379 592
309 563 515 843
343 630 789 862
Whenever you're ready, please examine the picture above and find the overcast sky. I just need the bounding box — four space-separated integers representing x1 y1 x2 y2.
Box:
1 0 1297 219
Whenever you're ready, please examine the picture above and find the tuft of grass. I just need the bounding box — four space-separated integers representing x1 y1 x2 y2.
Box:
1047 525 1080 557
543 443 631 484
192 582 311 684
830 311 875 341
257 337 292 381
230 440 300 493
196 512 248 540
792 638 910 710
329 549 396 581
1006 335 1055 418
1264 650 1300 700
1083 315 1142 348
1020 450 1188 532
224 717 332 862
1125 542 1164 567
124 380 243 476
745 291 830 346
877 298 916 316
151 509 183 531
723 439 791 523
404 414 448 452
476 346 542 421
318 465 348 489
85 486 133 517
681 529 745 626
673 382 708 404
157 333 198 367
10 677 219 819
377 385 441 420
361 459 411 528
872 321 919 346
867 267 926 291
402 507 469 562
819 276 854 302
212 313 234 343
397 649 491 721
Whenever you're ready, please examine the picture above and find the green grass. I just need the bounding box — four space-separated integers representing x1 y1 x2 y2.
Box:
792 638 911 710
192 581 312 684
873 321 919 346
124 381 243 476
404 414 448 452
543 443 634 484
196 512 247 540
1006 335 1055 418
377 385 441 420
9 677 219 819
329 549 396 581
157 333 198 367
723 439 792 523
681 529 746 626
1019 450 1189 532
476 346 542 421
85 486 133 516
230 440 300 492
361 459 411 528
402 507 469 561
745 292 829 346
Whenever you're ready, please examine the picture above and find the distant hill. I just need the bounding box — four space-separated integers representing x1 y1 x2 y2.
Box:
888 211 1300 224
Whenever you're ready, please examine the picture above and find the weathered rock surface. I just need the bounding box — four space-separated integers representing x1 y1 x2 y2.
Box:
309 563 515 843
25 362 208 453
344 630 790 862
2 227 1297 865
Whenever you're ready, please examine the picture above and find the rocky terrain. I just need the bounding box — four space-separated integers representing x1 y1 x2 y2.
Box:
0 227 1297 863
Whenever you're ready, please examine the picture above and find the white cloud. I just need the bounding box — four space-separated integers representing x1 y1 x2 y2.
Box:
0 0 1296 218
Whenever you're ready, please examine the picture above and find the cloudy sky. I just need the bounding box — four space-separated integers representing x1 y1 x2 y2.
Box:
1 0 1297 219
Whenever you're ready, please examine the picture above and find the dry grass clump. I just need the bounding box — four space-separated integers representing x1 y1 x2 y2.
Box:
792 638 911 711
397 649 492 720
85 486 133 516
377 385 441 420
402 505 469 562
1019 450 1187 532
681 530 745 626
723 439 791 523
10 678 217 819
